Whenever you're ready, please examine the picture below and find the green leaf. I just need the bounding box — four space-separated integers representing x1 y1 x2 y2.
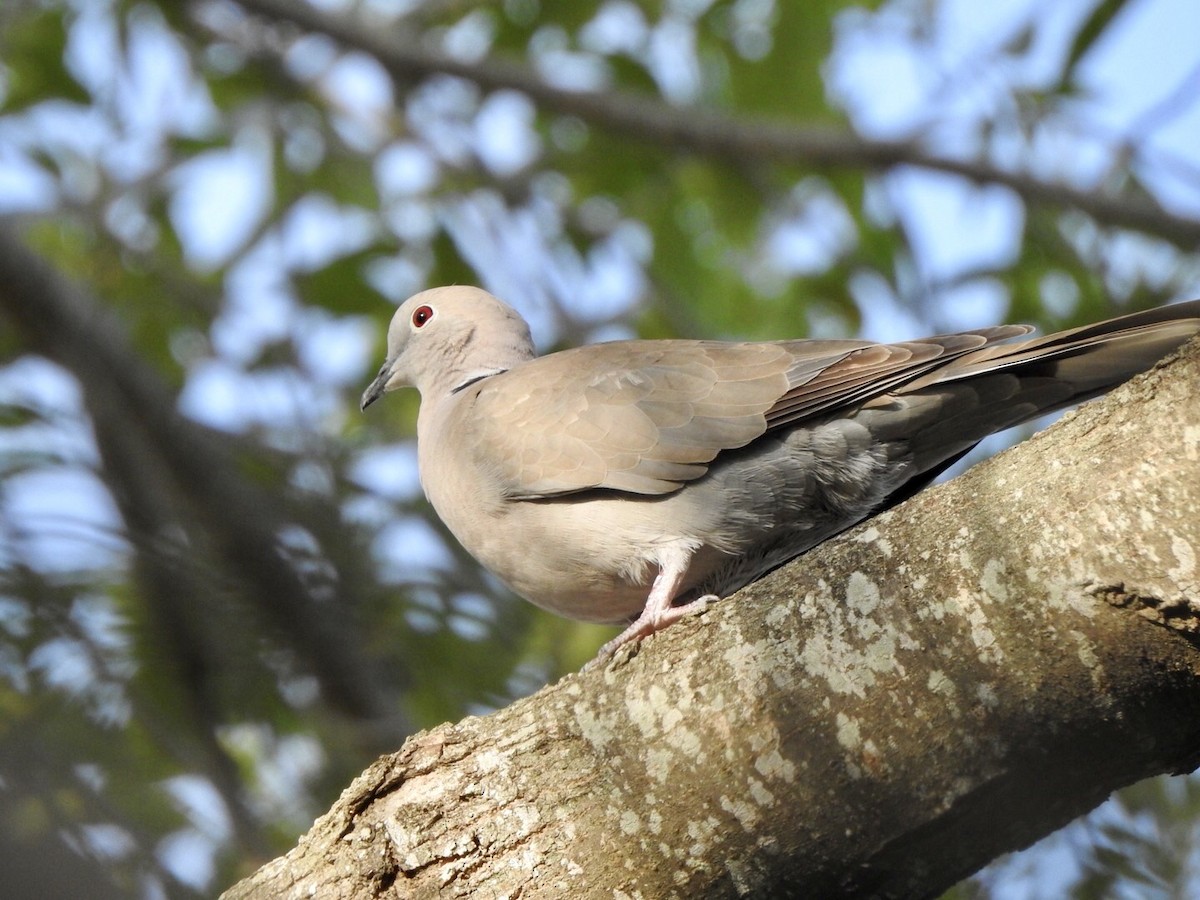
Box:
293 242 396 316
1063 0 1133 86
0 8 90 110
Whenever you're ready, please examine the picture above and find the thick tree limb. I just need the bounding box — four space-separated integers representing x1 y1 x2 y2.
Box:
225 0 1200 248
223 337 1200 898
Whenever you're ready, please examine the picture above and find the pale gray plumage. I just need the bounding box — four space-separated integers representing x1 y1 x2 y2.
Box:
362 286 1200 661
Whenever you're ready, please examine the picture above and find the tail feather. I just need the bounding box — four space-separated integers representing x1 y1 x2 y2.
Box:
908 301 1200 399
887 300 1200 478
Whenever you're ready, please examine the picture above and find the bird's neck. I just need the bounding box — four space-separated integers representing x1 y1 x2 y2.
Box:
429 328 535 398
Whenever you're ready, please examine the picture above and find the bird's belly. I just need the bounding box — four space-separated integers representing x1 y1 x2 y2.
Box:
428 479 662 624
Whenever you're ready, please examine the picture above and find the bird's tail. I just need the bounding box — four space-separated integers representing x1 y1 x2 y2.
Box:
871 299 1200 479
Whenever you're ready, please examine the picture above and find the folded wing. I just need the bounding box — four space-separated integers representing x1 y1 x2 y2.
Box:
466 325 1032 499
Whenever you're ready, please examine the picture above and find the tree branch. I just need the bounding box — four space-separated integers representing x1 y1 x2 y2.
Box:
222 337 1200 899
225 0 1200 248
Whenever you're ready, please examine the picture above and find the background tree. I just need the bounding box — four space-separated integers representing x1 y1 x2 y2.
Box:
0 0 1198 896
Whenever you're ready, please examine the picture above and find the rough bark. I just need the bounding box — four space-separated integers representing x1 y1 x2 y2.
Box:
224 337 1200 900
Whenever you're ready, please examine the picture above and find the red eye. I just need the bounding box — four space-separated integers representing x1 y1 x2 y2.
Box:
412 305 433 328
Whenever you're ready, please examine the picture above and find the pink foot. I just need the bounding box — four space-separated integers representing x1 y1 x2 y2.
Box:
584 594 716 671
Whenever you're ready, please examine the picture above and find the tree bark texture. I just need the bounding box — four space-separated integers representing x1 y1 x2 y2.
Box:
224 337 1200 900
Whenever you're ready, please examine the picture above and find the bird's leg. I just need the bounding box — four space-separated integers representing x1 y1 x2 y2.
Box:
587 549 712 669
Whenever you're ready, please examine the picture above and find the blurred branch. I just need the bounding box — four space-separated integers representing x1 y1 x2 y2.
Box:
89 387 277 856
227 0 1200 249
0 223 408 737
0 826 131 900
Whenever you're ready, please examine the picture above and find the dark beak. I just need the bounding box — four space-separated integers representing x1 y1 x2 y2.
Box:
360 366 390 411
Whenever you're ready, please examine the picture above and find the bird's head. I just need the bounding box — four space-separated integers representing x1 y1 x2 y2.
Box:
360 285 536 410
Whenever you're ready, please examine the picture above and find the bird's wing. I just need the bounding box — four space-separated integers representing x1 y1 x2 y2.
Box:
462 326 1031 499
765 325 1033 428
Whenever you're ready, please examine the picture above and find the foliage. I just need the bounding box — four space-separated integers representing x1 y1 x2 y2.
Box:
0 0 1197 895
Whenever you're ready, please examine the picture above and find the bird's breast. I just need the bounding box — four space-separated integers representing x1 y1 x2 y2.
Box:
417 428 656 623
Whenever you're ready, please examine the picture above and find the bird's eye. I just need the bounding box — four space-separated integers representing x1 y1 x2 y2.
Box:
412 305 434 328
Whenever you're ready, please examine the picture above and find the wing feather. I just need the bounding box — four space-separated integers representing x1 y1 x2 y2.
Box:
466 326 1034 499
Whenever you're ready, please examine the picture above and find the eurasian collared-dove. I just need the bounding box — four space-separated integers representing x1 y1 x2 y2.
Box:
361 287 1200 662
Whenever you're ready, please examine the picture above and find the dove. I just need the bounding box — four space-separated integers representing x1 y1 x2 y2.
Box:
361 287 1200 662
